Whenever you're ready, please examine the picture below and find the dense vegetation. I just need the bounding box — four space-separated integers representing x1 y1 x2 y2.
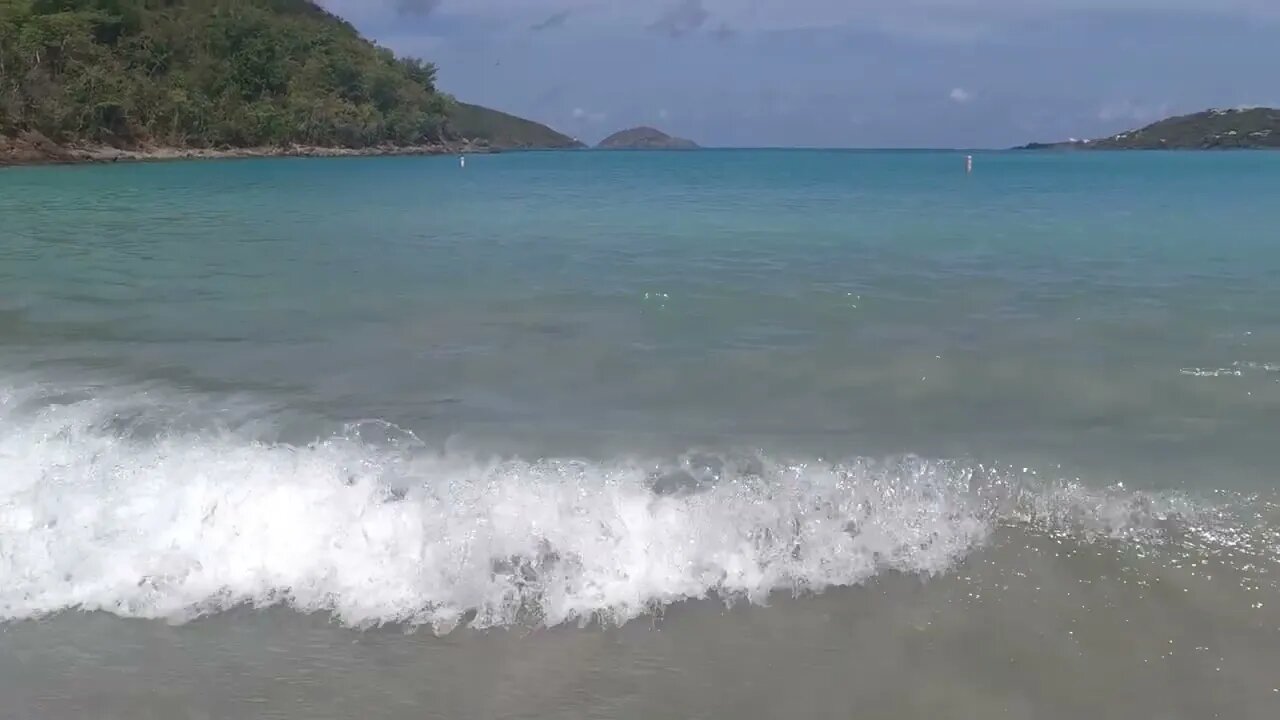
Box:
1018 108 1280 150
0 0 453 148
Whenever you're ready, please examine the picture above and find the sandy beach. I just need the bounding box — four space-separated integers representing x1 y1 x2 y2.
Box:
0 130 488 167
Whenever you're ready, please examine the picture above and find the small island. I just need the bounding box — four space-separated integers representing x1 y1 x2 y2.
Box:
597 127 699 150
1016 107 1280 150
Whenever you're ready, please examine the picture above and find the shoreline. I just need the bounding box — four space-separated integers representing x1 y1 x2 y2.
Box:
0 132 490 168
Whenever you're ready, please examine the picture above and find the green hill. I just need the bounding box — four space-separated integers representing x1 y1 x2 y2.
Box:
597 126 698 149
0 0 576 154
1017 107 1280 150
448 102 583 150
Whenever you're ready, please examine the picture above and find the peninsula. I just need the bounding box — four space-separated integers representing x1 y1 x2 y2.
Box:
0 0 581 166
1016 107 1280 150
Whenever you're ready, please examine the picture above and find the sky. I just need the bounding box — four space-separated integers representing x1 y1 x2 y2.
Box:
318 1 1280 148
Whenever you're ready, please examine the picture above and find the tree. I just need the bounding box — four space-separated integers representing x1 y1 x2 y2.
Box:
0 0 453 147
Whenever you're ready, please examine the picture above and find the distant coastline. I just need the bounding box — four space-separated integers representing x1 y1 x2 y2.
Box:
1015 107 1280 150
0 2 580 168
0 132 498 168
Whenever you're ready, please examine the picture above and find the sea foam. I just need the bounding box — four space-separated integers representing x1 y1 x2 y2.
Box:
0 379 1229 632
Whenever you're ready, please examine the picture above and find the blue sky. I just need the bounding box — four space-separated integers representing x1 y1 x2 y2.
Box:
319 1 1280 148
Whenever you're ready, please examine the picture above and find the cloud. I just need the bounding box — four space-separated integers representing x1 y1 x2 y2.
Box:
713 22 737 41
531 9 572 31
394 0 440 16
322 1 1280 41
649 0 710 38
1096 99 1169 123
572 107 608 124
320 0 1279 149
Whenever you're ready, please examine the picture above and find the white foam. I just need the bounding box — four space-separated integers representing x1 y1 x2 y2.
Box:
0 380 1228 632
1180 362 1280 378
1233 361 1280 373
1180 367 1242 378
0 382 994 631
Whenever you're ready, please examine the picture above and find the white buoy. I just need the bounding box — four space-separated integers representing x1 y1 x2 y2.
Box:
966 154 973 174
460 155 466 169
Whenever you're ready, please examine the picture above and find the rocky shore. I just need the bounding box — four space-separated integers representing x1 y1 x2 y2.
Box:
0 131 489 168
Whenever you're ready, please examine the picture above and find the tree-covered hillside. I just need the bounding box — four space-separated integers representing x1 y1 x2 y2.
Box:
0 0 452 148
1017 107 1280 150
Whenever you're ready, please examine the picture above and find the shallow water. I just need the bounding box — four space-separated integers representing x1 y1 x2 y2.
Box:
2 150 1279 717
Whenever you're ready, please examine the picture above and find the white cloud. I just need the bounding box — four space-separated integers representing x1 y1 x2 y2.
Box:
572 107 607 123
1096 99 1169 123
1232 101 1280 110
316 0 1280 149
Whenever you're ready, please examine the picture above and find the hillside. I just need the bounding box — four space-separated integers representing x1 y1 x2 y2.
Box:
597 127 698 150
0 0 576 160
1017 108 1280 150
449 103 583 150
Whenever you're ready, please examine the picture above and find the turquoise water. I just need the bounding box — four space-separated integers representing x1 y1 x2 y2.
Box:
4 151 1279 482
2 151 1279 718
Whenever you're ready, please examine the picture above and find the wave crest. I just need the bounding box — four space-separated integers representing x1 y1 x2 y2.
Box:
0 381 1246 632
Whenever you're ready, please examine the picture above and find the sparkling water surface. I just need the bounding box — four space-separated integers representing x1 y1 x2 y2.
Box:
2 151 1278 719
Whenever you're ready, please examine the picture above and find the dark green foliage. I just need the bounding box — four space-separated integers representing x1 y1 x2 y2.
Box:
0 0 453 147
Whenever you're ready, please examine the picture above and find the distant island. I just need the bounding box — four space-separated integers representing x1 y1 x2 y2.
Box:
0 0 580 165
597 127 699 150
1016 107 1280 150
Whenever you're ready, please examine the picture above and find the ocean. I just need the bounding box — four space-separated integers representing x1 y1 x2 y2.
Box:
1 150 1278 718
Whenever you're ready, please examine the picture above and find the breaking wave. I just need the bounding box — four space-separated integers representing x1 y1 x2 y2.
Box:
0 378 1268 632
